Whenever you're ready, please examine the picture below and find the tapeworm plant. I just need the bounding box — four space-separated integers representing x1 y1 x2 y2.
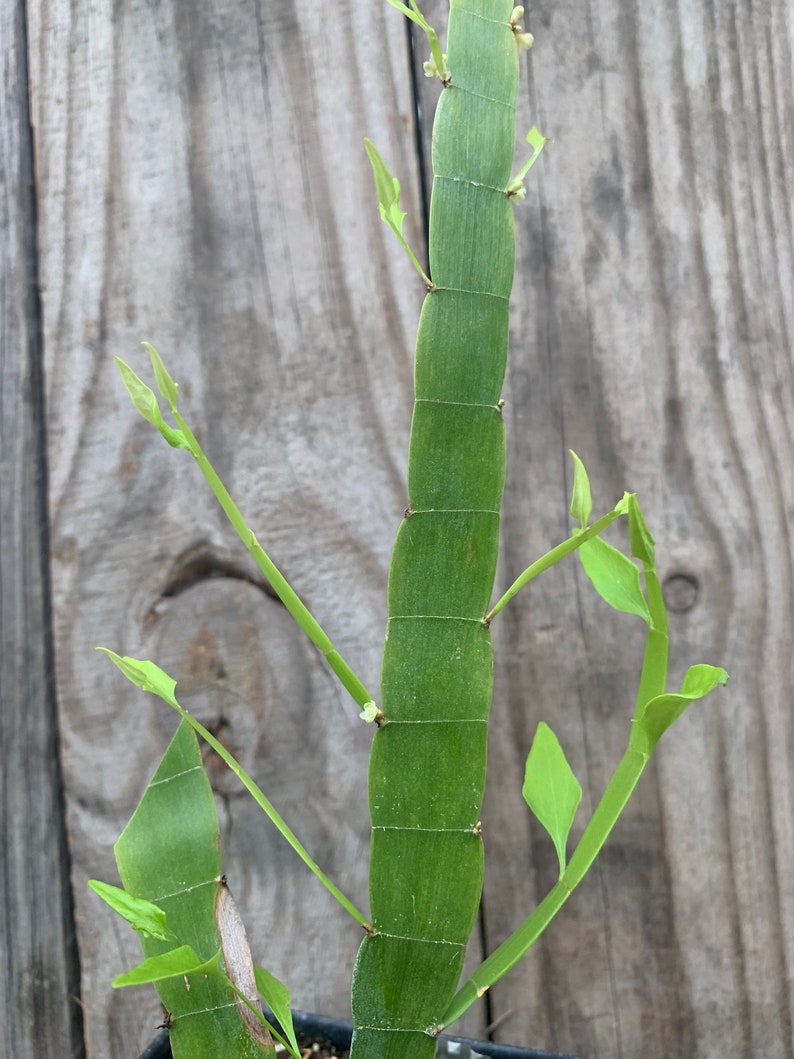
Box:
91 3 727 1057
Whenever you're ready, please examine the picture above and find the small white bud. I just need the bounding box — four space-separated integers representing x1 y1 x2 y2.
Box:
360 701 380 723
510 6 534 50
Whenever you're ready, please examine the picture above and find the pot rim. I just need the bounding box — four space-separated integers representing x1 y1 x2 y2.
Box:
139 1007 585 1059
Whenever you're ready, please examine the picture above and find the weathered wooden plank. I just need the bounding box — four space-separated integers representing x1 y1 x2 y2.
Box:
25 0 794 1057
26 0 465 1055
475 2 794 1056
0 2 84 1057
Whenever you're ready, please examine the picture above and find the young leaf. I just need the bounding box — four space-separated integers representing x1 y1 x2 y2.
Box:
579 536 651 625
627 493 655 566
385 0 448 82
143 340 179 412
569 450 592 529
88 880 177 943
507 126 549 198
634 664 729 753
254 966 300 1057
112 944 221 987
97 648 179 706
522 722 582 877
115 356 187 449
115 356 162 422
364 138 405 233
363 138 432 288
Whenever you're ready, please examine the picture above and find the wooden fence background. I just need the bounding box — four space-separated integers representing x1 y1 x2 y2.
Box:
2 1 793 1056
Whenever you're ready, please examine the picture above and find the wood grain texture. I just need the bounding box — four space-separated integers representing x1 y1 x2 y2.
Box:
18 0 794 1056
26 0 434 1054
0 3 84 1057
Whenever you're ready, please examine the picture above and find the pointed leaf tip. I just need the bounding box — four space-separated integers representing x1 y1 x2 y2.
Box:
363 138 432 287
569 451 592 528
628 493 655 565
115 357 161 427
88 880 178 942
111 945 219 988
522 722 582 877
98 648 179 707
254 964 299 1056
143 341 179 411
115 354 188 449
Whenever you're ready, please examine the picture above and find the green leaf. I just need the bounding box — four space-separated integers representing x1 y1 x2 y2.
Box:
569 450 592 529
579 536 651 625
143 341 179 412
115 357 161 425
364 138 406 237
633 664 729 753
507 126 549 197
363 139 432 287
88 880 177 942
97 648 178 706
627 493 655 566
112 945 221 987
522 722 582 877
115 356 188 449
254 966 299 1057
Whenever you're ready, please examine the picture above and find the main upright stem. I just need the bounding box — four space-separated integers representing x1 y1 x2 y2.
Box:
350 4 520 1055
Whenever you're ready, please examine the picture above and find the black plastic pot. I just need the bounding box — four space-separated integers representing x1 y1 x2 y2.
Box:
140 1008 584 1059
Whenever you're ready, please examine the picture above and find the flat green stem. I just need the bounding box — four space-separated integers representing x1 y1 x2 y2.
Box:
172 409 376 712
634 566 668 716
486 505 626 623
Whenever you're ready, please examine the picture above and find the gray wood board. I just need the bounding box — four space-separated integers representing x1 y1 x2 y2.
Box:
1 2 84 1057
20 0 794 1056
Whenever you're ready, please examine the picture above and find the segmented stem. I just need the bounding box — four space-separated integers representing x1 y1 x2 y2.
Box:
350 4 519 1055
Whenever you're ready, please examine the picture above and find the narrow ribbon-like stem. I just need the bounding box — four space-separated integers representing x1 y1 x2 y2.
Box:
171 408 377 713
164 678 371 930
485 500 629 623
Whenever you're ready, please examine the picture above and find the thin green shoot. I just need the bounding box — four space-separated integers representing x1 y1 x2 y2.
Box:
385 0 449 83
442 665 727 1028
444 490 729 1029
118 350 377 716
485 495 630 623
507 127 548 199
629 496 669 715
363 139 433 288
98 649 370 930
